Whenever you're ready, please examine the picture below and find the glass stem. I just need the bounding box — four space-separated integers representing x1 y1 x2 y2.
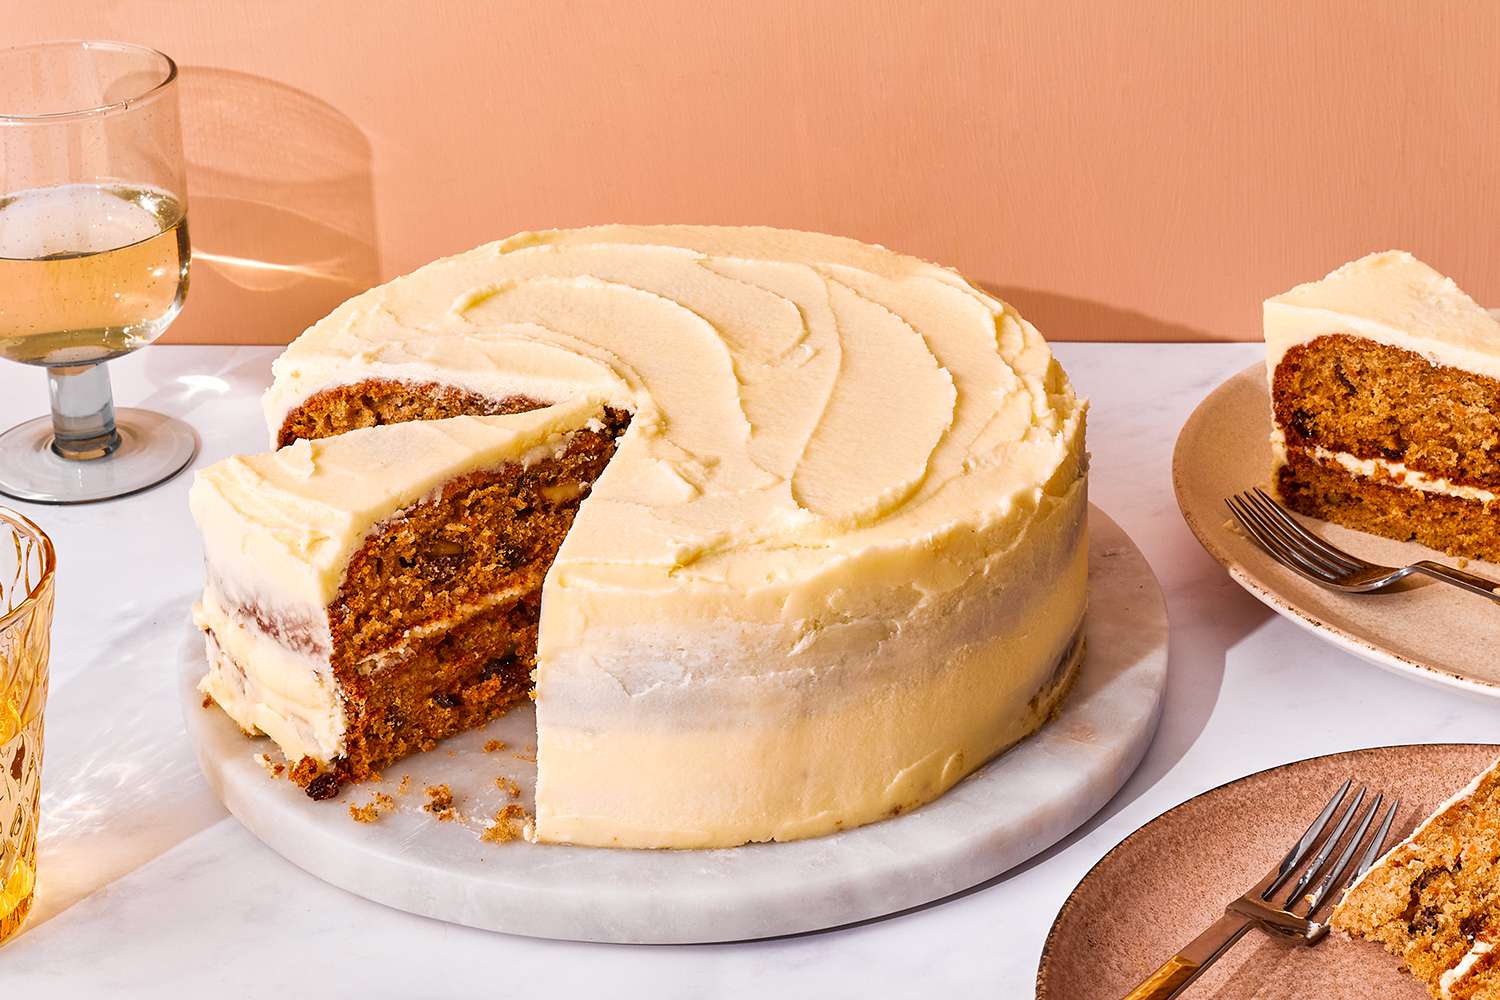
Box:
46 363 120 461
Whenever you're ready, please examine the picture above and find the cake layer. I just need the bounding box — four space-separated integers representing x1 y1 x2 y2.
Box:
248 225 1089 848
275 379 544 449
1272 334 1500 491
1276 449 1500 563
1334 757 1500 998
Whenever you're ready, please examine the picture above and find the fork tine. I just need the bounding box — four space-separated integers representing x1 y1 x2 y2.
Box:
1304 793 1385 916
1249 488 1366 571
1256 778 1353 899
1234 493 1351 577
1227 496 1321 576
1279 786 1367 909
1350 799 1401 883
1227 496 1341 581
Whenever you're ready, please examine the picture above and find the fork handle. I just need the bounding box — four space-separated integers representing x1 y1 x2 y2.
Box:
1120 913 1255 1000
1413 561 1500 603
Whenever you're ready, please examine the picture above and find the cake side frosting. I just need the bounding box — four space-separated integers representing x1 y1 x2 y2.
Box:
258 225 1089 847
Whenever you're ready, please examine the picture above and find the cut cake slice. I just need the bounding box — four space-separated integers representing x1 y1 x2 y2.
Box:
1333 756 1500 999
1265 251 1500 561
190 398 626 798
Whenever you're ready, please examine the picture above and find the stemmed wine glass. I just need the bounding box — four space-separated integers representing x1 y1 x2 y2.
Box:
0 40 196 503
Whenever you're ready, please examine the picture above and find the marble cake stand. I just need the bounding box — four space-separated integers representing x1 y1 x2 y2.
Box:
180 504 1167 944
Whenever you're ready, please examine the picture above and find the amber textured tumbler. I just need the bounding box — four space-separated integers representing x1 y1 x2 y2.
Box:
0 508 54 944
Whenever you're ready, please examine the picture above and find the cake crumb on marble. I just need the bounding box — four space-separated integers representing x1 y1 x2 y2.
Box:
349 792 396 823
424 784 458 821
482 803 530 843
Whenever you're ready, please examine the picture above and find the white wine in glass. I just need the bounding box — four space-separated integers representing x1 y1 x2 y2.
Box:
0 41 197 503
0 183 189 366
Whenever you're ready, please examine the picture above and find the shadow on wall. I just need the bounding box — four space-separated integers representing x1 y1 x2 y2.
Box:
169 68 380 346
982 285 1221 342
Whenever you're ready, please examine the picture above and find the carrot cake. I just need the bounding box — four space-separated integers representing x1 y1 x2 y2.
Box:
1333 756 1500 1000
194 225 1090 849
1265 251 1500 561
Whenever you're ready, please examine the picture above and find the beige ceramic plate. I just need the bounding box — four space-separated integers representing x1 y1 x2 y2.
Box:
1174 363 1500 697
1037 743 1500 1000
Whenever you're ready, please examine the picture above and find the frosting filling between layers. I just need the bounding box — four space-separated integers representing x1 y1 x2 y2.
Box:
1272 432 1500 505
1442 938 1495 998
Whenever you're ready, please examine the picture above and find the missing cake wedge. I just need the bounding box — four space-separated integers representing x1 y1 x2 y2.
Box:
1333 756 1500 1000
191 398 625 799
1265 251 1500 561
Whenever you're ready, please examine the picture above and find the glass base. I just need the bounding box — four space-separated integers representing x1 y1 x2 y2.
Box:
0 408 197 503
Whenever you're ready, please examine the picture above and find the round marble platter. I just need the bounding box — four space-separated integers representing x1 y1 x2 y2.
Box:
179 505 1167 944
1174 364 1500 698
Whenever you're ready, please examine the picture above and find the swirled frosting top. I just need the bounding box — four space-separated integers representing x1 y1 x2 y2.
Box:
263 226 1086 616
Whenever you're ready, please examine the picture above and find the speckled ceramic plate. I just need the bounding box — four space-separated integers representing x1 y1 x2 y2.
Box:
1174 363 1500 698
1037 743 1500 1000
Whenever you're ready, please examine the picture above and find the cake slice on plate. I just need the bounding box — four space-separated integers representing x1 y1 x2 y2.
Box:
1265 251 1500 560
191 398 624 800
1333 756 1500 999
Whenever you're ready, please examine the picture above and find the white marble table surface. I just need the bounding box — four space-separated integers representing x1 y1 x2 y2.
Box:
2 342 1496 998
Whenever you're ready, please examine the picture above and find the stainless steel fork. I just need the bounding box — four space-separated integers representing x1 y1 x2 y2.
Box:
1121 780 1400 1000
1226 488 1500 604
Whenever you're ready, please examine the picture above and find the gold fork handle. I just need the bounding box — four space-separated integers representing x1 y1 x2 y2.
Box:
1120 913 1255 1000
1122 955 1199 1000
1413 561 1500 603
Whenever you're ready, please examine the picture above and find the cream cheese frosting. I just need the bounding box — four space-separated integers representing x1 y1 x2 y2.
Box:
211 225 1088 849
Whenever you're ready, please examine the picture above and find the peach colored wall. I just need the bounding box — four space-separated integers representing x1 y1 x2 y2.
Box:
13 1 1500 344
